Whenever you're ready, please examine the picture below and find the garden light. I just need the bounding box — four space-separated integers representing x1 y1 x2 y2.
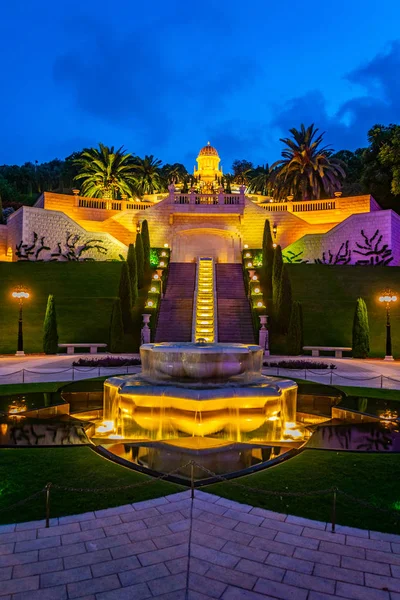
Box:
164 243 169 247
245 252 251 258
153 274 159 280
252 275 258 281
254 287 260 294
379 289 398 360
151 286 157 293
247 262 253 268
161 251 167 257
244 244 248 249
159 261 165 267
273 243 277 249
257 301 263 308
12 286 30 356
147 300 154 307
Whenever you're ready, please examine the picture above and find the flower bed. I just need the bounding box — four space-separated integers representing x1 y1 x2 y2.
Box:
264 360 336 370
72 357 141 367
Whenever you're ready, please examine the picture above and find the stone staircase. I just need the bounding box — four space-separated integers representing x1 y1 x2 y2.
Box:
216 264 255 343
154 263 196 342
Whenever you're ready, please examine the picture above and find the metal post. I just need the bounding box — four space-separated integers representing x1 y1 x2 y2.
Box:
331 487 337 533
22 369 25 384
330 370 333 385
381 374 383 389
45 483 52 528
386 305 392 357
72 367 75 381
190 462 195 499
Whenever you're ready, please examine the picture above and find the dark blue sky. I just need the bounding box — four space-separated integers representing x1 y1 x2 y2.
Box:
2 0 400 170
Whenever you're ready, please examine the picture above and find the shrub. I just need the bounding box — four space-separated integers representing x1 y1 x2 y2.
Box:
43 294 58 354
264 360 336 370
262 220 274 298
277 264 292 333
141 220 151 281
73 357 141 367
127 243 138 306
118 262 133 332
272 244 283 309
352 297 370 358
109 299 124 353
287 301 303 355
135 233 144 289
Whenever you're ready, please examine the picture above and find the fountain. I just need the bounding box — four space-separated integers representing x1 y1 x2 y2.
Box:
98 342 300 445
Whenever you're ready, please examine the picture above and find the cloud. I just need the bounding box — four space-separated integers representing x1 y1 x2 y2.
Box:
271 41 400 151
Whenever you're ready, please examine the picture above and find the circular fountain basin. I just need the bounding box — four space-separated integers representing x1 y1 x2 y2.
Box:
140 342 263 381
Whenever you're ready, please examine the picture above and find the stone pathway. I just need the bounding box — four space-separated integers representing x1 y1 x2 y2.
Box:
1 491 400 599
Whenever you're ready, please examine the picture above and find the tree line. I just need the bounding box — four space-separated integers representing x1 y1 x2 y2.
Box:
1 122 400 215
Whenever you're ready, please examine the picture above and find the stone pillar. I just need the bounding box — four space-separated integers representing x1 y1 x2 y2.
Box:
218 186 225 206
239 185 246 204
141 314 151 344
259 315 270 356
189 188 196 205
168 183 175 203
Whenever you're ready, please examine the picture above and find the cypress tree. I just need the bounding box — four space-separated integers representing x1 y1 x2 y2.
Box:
135 232 144 289
277 265 292 333
262 219 274 298
109 299 124 353
127 243 138 306
43 294 58 354
141 220 151 280
118 262 133 332
0 194 3 225
287 301 303 355
272 244 283 309
352 297 370 358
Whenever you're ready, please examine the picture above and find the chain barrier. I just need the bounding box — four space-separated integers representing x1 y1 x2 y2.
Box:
1 459 399 534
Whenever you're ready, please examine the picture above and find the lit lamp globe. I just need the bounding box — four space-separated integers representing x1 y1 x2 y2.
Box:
379 291 398 361
12 287 30 356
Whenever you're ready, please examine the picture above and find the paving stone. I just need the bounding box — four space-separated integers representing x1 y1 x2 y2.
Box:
148 572 186 595
191 531 226 551
81 515 122 531
189 572 227 598
0 530 36 544
130 497 169 510
205 564 257 590
284 570 336 594
85 533 131 552
365 572 400 592
15 518 58 531
275 531 320 550
67 573 121 598
194 499 231 515
13 558 63 578
39 542 85 561
302 527 346 544
208 525 253 546
143 510 187 528
343 556 391 575
38 522 81 538
215 498 253 512
319 540 366 559
285 515 327 530
265 551 314 574
254 577 308 600
58 512 96 525
235 558 285 582
221 540 268 563
0 551 39 569
94 504 134 518
40 565 92 587
191 544 239 569
193 491 219 503
334 524 370 538
336 581 390 599
235 521 275 541
94 582 153 599
249 535 295 557
110 539 157 560
11 585 67 600
61 528 105 545
371 531 400 543
165 491 192 502
157 499 192 514
165 556 189 574
223 509 263 526
188 592 214 600
221 586 277 599
138 542 188 566
103 520 146 537
367 549 400 566
0 524 15 534
152 591 186 600
120 507 160 522
346 535 391 552
64 548 112 570
314 563 364 585
307 593 338 600
0 565 11 581
15 536 61 553
0 543 14 557
293 547 340 566
153 530 189 549
128 524 172 541
198 511 239 530
168 520 191 533
118 562 169 586
174 507 203 520
260 517 303 536
91 554 141 577
0 575 39 595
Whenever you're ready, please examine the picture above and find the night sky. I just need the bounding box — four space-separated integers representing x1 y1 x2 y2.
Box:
2 0 400 169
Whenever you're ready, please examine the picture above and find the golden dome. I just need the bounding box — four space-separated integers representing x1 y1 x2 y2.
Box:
198 142 219 157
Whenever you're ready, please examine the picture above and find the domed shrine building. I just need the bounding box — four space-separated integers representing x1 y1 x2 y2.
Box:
1 143 399 266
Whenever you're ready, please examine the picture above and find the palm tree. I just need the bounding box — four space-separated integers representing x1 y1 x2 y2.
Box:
132 155 163 195
271 124 346 201
73 144 138 199
247 164 273 196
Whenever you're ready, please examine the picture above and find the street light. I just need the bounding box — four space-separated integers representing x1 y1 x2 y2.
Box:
12 286 30 356
379 290 398 361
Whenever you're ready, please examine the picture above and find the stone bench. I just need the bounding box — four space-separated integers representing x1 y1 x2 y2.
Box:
303 346 352 358
58 343 107 355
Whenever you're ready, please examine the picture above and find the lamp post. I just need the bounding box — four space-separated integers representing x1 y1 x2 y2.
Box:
379 290 397 361
12 287 30 356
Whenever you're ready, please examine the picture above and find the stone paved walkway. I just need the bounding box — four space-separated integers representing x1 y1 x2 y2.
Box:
1 491 400 599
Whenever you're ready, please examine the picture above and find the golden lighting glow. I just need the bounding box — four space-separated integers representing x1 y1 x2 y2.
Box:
161 251 167 257
252 275 258 281
194 258 216 343
159 261 165 267
257 301 264 308
96 420 114 434
164 243 169 247
147 301 154 307
153 274 159 280
247 262 253 268
12 288 30 300
244 244 249 249
151 286 157 292
273 243 277 249
254 287 260 294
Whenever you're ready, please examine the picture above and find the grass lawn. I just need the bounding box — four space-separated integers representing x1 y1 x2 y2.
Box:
206 450 400 534
0 447 182 525
283 264 400 357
